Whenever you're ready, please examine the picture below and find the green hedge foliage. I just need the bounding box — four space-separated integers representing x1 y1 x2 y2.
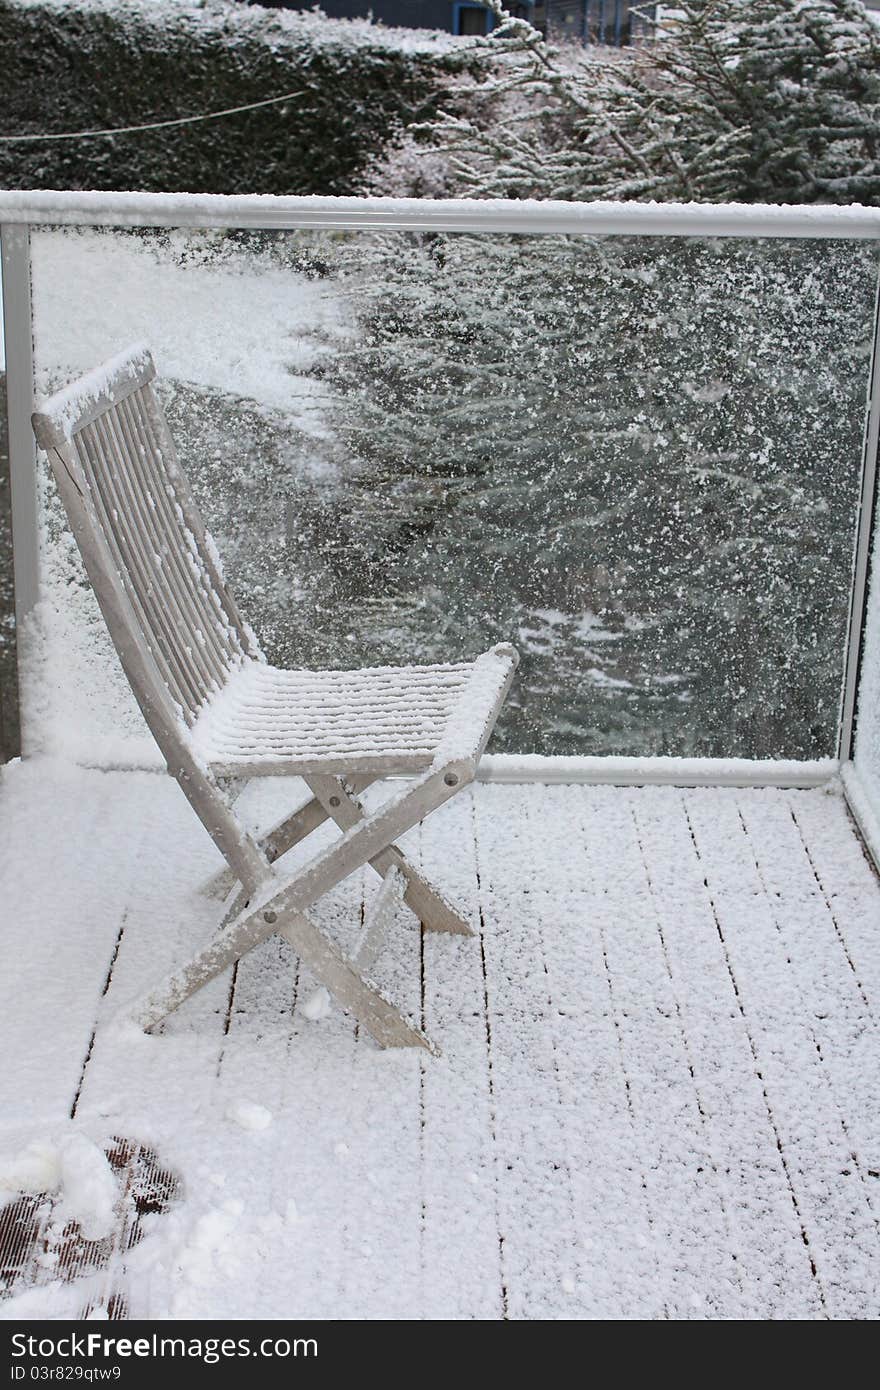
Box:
0 0 458 193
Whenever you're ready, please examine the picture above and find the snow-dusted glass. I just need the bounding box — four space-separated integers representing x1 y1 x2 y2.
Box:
30 225 878 760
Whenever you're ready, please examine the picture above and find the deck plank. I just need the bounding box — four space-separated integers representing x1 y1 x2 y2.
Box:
738 790 880 1200
33 769 233 1318
473 783 607 1319
246 874 360 1320
0 762 150 1128
215 780 320 1316
418 792 504 1320
686 788 880 1319
789 788 880 1019
631 785 821 1318
580 784 744 1318
331 806 423 1320
510 782 662 1318
218 780 389 1319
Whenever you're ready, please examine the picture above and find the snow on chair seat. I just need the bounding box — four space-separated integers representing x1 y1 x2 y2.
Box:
32 344 519 1053
192 652 514 777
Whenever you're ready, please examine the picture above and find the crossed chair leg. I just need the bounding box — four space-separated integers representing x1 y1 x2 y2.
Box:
133 761 475 1051
202 773 472 938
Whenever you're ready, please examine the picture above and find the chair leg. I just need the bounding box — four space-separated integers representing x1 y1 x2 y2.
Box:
199 777 378 899
303 863 407 1023
134 898 431 1050
219 880 250 930
130 761 470 1039
199 792 328 899
354 864 407 974
307 775 472 937
278 908 433 1051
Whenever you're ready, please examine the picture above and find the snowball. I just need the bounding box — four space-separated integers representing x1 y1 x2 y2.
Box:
177 1202 244 1289
302 986 332 1021
227 1101 273 1132
0 1140 61 1197
58 1134 119 1242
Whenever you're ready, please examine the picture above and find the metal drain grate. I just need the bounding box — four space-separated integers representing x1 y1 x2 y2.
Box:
0 1137 181 1316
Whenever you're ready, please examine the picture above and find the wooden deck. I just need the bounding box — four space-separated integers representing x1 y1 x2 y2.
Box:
1 761 879 1319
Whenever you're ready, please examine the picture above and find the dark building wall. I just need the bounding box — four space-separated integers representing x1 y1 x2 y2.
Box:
250 2 476 31
256 2 648 45
546 0 651 45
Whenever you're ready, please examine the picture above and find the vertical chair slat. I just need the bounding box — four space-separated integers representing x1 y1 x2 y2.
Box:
121 389 234 692
73 448 184 716
139 382 255 660
89 411 208 707
100 398 209 703
99 403 218 706
127 386 249 693
53 365 255 723
84 413 207 713
71 422 195 714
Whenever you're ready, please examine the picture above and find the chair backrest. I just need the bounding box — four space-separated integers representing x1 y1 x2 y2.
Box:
32 345 259 729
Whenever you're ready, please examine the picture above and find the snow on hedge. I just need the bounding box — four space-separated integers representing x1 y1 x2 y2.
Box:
10 0 464 52
0 0 465 197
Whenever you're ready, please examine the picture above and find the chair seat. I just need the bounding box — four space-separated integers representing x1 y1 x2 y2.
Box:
191 653 502 777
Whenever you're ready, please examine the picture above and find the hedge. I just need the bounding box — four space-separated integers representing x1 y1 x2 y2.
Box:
0 0 462 193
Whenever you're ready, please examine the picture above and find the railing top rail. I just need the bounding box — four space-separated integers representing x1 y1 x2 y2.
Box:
1 192 880 239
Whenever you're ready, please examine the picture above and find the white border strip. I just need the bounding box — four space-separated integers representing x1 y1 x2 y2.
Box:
0 226 37 619
477 754 839 787
0 225 38 755
68 752 841 788
2 192 880 238
841 760 880 873
839 272 880 761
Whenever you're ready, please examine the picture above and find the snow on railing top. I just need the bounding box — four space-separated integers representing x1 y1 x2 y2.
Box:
2 192 880 238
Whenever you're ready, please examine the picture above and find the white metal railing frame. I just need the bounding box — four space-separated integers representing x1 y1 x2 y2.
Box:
2 192 880 807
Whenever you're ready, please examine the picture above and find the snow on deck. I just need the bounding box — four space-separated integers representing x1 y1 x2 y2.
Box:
1 760 879 1320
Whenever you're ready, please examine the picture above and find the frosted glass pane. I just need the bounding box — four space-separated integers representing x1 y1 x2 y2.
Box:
30 226 878 760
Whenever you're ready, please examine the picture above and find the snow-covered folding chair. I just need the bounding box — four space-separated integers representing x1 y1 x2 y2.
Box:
32 345 518 1051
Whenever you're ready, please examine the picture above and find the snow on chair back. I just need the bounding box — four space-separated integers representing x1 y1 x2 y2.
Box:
31 344 256 725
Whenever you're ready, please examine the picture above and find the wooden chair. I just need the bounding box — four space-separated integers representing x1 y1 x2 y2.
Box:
32 345 518 1051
